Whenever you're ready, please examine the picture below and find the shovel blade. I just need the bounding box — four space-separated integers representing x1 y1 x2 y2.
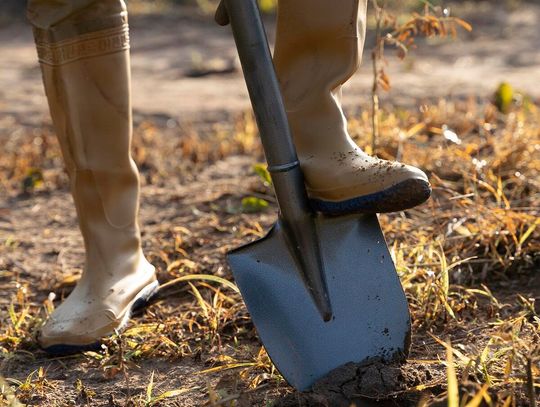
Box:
227 214 411 391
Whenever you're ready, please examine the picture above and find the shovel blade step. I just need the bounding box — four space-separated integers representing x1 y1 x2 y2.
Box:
227 214 411 391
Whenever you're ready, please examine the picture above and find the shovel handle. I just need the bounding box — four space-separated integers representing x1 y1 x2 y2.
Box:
223 0 311 217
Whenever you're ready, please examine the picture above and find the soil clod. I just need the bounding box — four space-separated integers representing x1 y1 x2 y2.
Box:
276 358 443 407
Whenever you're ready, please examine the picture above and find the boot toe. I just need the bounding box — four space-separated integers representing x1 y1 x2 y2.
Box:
309 163 431 215
38 279 159 355
402 163 429 183
38 309 119 352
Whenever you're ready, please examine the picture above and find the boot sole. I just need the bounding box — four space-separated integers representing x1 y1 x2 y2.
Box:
41 280 160 356
310 178 432 215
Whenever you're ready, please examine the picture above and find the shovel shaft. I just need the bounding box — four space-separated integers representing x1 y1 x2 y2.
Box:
223 0 306 209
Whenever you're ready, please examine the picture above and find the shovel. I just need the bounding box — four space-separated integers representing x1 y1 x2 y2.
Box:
221 0 411 391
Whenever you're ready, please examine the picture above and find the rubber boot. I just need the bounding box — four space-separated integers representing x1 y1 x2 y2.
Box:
30 0 158 354
274 0 431 214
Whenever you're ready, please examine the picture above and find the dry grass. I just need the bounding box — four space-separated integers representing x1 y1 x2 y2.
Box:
0 94 538 405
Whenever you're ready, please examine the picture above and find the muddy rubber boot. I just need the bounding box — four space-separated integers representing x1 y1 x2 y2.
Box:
274 0 431 214
30 0 158 354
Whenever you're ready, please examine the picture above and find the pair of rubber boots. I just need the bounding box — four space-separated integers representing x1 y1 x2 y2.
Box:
30 0 430 353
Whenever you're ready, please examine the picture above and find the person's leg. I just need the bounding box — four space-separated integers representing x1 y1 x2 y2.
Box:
27 0 158 353
274 0 431 214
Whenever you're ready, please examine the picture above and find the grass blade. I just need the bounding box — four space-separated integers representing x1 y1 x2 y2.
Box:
160 274 240 293
446 341 460 407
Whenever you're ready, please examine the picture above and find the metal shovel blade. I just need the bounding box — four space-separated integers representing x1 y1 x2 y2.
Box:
228 214 411 391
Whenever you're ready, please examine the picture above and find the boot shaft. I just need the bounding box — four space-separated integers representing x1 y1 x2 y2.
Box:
274 0 368 111
27 0 127 33
273 0 368 154
31 0 144 277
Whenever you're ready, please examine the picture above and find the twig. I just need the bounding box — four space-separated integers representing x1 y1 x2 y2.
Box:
370 0 385 154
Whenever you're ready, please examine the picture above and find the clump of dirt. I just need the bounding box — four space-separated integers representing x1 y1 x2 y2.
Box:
276 358 444 407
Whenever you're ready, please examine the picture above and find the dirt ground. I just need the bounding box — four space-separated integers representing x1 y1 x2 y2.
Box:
1 1 539 406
